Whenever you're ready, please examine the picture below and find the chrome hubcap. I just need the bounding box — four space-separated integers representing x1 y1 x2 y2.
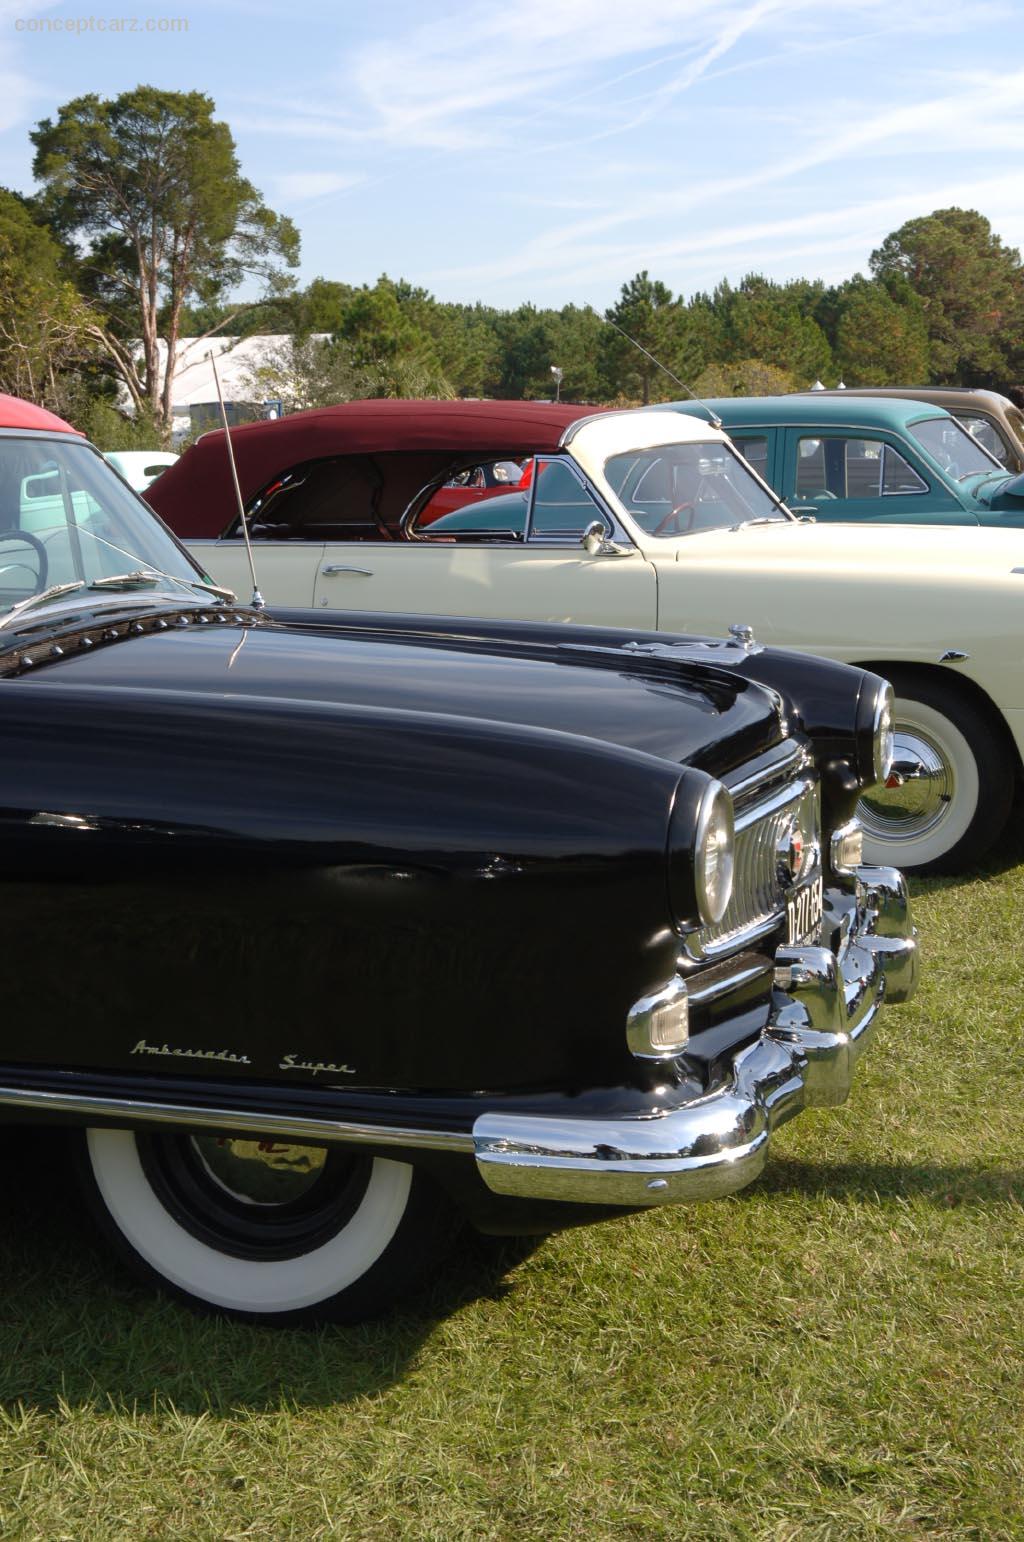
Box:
859 727 954 842
189 1136 329 1207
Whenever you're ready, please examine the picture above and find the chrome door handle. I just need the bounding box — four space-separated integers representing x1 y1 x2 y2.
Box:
787 504 819 515
321 564 374 576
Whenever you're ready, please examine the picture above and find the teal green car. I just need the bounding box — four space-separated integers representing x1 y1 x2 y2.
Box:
667 395 1024 527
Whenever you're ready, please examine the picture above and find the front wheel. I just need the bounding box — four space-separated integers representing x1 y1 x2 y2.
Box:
76 1128 455 1325
857 671 1013 875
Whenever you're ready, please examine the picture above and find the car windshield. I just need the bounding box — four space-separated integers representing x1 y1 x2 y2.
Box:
909 417 1003 481
0 434 211 625
603 442 789 537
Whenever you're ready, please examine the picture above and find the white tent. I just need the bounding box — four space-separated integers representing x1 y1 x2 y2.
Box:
124 335 328 442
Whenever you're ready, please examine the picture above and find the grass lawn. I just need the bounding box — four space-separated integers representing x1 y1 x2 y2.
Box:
0 829 1021 1540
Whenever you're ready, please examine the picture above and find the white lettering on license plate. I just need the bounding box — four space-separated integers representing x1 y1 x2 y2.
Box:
786 875 823 945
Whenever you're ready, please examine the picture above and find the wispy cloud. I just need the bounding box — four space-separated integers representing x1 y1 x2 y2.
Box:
508 172 1024 292
273 170 365 203
337 0 813 150
430 66 1024 292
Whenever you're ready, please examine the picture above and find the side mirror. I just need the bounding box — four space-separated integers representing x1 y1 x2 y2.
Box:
580 521 607 555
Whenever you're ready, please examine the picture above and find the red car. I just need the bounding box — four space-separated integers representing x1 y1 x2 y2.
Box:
418 459 525 524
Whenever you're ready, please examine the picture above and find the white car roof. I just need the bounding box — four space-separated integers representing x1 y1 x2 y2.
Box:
105 451 179 473
567 409 726 489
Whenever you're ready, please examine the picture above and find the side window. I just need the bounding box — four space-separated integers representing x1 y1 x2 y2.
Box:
529 459 608 539
245 457 391 543
958 415 1010 466
795 436 926 499
417 458 525 529
415 490 528 541
733 436 769 481
880 445 928 495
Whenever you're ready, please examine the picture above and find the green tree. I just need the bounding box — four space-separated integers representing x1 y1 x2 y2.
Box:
545 305 605 402
428 302 503 398
832 275 930 385
294 278 356 336
870 208 1023 384
603 272 684 404
31 87 299 437
0 188 103 417
713 274 831 385
238 335 362 412
693 359 797 397
489 304 555 399
335 277 436 364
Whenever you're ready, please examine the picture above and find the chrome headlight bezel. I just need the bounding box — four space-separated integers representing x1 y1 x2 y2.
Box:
694 779 735 926
856 677 895 789
872 682 895 786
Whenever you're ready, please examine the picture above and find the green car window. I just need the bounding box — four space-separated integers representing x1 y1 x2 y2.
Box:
910 417 1001 481
796 436 926 499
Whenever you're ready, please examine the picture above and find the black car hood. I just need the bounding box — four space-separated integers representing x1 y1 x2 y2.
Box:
17 610 785 772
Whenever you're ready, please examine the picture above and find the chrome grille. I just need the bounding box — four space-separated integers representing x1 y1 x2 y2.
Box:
685 750 821 962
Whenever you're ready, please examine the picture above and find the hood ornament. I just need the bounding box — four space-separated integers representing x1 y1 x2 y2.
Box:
728 621 762 653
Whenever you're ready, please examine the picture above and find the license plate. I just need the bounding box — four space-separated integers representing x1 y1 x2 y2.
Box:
786 875 823 945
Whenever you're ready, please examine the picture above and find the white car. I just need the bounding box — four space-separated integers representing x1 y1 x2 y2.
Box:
149 400 1024 874
104 450 178 492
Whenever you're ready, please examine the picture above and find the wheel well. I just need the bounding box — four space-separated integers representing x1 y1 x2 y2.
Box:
853 659 1023 781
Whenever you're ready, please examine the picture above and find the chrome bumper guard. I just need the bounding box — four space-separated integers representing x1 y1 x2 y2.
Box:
473 865 917 1207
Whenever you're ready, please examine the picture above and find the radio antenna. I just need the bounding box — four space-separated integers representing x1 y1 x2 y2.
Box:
208 349 264 610
603 318 722 428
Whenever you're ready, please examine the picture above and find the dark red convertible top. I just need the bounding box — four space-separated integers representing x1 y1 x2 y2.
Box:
0 393 82 435
148 399 598 538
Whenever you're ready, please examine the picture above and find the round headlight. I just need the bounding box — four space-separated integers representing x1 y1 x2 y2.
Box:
872 682 895 786
694 780 735 926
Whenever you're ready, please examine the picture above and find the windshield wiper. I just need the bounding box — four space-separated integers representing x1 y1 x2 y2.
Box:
88 570 161 590
91 570 236 603
3 581 86 622
728 516 788 531
187 577 236 601
1 569 238 629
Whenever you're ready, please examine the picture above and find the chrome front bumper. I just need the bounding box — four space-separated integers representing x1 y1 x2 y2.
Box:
473 865 917 1207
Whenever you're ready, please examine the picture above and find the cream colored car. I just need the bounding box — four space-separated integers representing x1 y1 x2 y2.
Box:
159 404 1024 874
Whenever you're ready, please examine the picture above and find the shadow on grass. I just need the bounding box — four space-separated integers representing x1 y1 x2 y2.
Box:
753 1156 1024 1208
911 800 1024 898
0 1130 540 1414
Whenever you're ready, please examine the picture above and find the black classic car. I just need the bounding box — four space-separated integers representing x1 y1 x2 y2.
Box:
0 395 917 1324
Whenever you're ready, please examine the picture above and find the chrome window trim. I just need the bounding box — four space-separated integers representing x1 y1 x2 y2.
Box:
525 455 629 547
795 432 931 501
879 443 929 497
401 452 632 549
558 408 636 446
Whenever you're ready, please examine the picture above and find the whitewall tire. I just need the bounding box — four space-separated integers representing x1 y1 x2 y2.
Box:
857 672 1012 875
77 1127 454 1325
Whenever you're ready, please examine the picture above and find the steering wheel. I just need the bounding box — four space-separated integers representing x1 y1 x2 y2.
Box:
653 501 695 537
811 490 838 501
0 529 48 593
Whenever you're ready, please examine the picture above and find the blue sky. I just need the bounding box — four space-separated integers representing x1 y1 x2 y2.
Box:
1 0 1022 310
